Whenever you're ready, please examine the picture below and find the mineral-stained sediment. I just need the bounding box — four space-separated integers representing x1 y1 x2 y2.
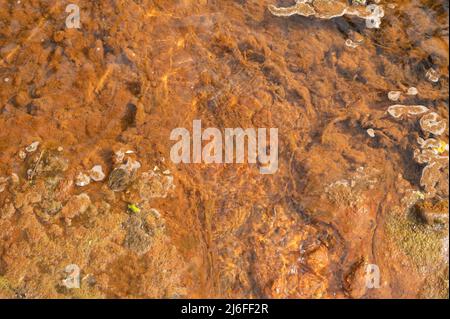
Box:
0 0 448 299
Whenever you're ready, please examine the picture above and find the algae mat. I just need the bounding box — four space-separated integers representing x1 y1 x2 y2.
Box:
0 0 448 298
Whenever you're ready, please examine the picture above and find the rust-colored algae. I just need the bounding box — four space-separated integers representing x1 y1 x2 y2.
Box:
0 0 448 299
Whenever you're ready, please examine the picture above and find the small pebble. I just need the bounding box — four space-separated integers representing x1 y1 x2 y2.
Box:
367 128 376 138
18 150 27 160
345 39 359 49
114 150 125 163
90 165 106 182
406 87 418 96
388 91 401 101
75 172 91 187
25 141 40 153
425 68 440 83
127 159 141 171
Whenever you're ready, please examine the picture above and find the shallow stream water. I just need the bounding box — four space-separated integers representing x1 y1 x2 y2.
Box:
0 0 448 298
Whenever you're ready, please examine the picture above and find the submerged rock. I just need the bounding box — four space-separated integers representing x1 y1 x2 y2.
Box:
415 138 448 160
343 258 368 298
123 214 154 255
417 137 441 150
25 149 69 182
113 150 125 164
108 167 130 192
387 104 429 119
269 0 384 29
414 135 449 198
61 193 92 225
425 68 440 83
75 172 91 187
39 199 63 217
414 148 438 164
366 128 376 138
406 87 418 96
365 4 384 28
108 155 141 192
345 30 364 49
25 141 40 153
18 150 27 160
138 169 175 199
419 112 446 136
123 210 165 255
34 151 69 176
89 165 106 182
387 91 401 102
414 138 444 164
345 39 359 49
420 157 449 198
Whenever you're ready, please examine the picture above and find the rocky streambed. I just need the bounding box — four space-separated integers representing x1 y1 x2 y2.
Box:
0 0 448 298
